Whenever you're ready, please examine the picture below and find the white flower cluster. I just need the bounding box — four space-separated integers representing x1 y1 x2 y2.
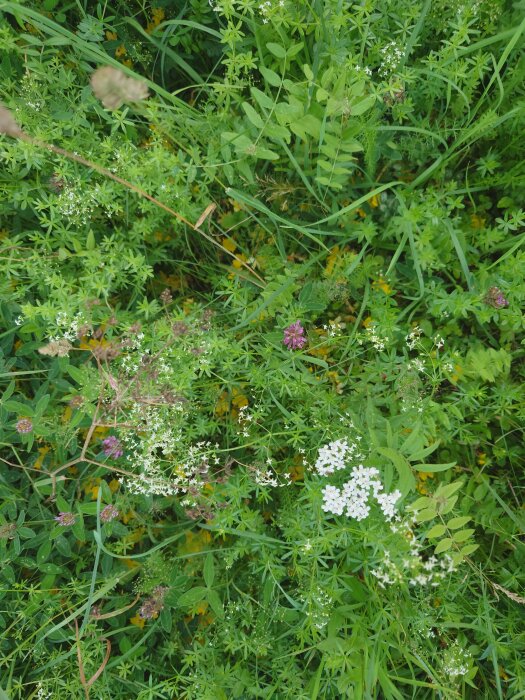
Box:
258 0 285 23
302 585 333 630
405 325 422 350
378 41 404 78
51 311 85 342
442 641 472 679
362 323 389 351
122 405 215 497
321 465 401 521
314 437 362 476
370 519 456 588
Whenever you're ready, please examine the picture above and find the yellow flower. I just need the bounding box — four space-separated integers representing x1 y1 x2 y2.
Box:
34 446 50 470
372 275 392 294
451 363 463 383
115 44 127 58
368 194 380 208
130 613 145 628
222 237 237 253
470 213 486 229
105 30 117 41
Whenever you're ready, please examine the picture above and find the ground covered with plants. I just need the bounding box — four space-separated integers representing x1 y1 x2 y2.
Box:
0 0 524 698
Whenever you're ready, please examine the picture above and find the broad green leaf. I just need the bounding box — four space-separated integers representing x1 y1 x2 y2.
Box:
460 544 479 557
206 589 224 618
37 540 52 565
426 523 447 538
408 496 432 511
254 146 279 160
452 528 475 543
434 538 453 554
439 495 458 515
350 95 376 115
447 516 471 529
177 586 208 608
3 400 35 416
251 86 274 110
377 446 415 496
287 42 304 57
267 42 286 58
415 461 456 473
203 553 215 588
303 64 314 81
242 102 264 129
415 507 437 523
259 66 281 87
436 481 464 498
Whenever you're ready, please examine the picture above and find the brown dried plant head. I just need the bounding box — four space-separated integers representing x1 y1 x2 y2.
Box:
0 102 24 138
90 66 149 110
38 339 72 357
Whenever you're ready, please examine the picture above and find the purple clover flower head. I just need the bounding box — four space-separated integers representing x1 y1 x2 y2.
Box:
102 435 123 458
100 504 119 523
16 418 33 434
484 286 509 309
283 321 307 350
55 511 76 527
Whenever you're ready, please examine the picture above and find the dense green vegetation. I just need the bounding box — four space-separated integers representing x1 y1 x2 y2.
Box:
0 0 524 697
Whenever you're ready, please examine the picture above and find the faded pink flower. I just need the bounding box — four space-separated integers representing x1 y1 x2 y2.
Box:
16 418 33 434
100 504 119 523
102 435 123 458
283 321 307 350
55 512 76 527
484 287 509 309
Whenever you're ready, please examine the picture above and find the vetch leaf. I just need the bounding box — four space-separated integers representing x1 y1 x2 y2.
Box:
447 516 471 529
267 42 286 59
426 524 447 538
452 529 475 543
203 553 215 588
242 102 264 129
434 538 453 554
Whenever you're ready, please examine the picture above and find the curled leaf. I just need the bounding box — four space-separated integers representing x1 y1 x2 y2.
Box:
90 66 149 110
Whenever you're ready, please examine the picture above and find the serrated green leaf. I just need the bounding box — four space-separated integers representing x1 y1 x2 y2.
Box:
427 523 447 538
434 538 453 554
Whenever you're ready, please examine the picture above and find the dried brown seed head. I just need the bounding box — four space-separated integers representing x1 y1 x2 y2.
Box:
90 66 149 110
0 102 23 137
